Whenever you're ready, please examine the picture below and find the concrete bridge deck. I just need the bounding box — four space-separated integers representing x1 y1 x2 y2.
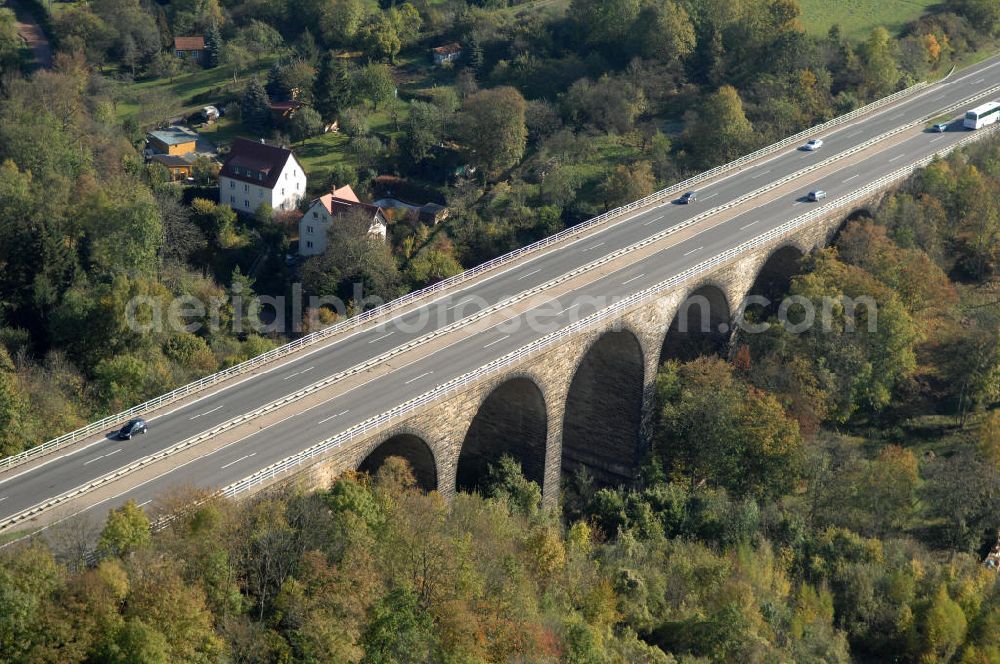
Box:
4 54 1000 536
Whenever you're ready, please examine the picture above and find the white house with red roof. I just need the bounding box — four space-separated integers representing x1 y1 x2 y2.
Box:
299 184 388 256
219 138 306 214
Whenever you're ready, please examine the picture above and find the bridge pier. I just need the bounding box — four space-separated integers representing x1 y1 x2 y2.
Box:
276 191 896 509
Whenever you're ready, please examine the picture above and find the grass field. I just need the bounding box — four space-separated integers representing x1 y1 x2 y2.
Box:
116 57 278 120
799 0 937 40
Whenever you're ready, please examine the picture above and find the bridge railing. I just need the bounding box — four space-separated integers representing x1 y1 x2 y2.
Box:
218 123 998 503
4 97 994 545
0 76 935 473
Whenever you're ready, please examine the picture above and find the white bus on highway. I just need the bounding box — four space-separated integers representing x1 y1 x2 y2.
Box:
964 101 1000 129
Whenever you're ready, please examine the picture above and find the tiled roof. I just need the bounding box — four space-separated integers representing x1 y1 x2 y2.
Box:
174 36 205 51
433 43 461 55
310 184 386 226
269 100 304 112
331 184 360 203
219 138 296 189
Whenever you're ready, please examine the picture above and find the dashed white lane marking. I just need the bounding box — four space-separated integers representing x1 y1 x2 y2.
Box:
220 452 257 470
889 154 905 162
843 174 860 183
84 448 122 466
404 371 433 385
701 193 718 200
751 169 772 179
0 497 7 503
445 298 472 311
517 268 541 280
622 274 645 286
558 303 580 315
683 246 703 257
282 366 315 379
137 500 151 508
190 405 223 420
643 215 664 226
582 242 605 252
483 335 511 349
318 410 350 424
793 201 803 206
847 129 863 137
740 220 759 230
368 332 395 343
930 135 946 143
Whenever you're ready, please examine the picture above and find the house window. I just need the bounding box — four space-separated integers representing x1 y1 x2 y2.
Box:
230 195 235 203
281 188 285 196
244 183 248 192
230 180 234 188
307 225 313 233
312 211 317 218
244 199 250 208
306 241 313 248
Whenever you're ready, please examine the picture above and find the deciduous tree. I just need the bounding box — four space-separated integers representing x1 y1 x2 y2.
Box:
655 356 803 499
683 86 755 168
457 86 527 177
98 501 152 559
289 106 324 143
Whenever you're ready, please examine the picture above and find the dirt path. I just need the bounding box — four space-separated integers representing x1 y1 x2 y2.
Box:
6 0 52 69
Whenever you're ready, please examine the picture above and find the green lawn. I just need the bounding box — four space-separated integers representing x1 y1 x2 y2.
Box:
294 131 352 179
291 106 405 187
116 57 278 121
798 0 937 40
503 0 568 18
193 116 248 147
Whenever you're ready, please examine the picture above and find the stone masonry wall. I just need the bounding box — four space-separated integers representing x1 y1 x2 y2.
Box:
289 195 881 507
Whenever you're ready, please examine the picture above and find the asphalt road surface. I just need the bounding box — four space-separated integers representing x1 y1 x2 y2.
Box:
3 54 1000 528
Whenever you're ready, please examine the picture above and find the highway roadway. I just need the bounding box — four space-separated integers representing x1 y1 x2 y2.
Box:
3 54 1000 529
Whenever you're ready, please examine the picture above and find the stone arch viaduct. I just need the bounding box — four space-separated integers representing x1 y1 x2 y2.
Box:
300 195 878 506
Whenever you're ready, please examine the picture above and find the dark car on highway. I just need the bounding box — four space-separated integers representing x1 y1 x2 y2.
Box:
118 418 148 440
678 191 697 204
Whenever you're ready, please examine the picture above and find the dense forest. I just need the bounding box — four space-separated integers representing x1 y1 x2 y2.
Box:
1 0 1000 661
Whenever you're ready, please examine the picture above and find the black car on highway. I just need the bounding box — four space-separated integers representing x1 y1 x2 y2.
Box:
118 418 148 440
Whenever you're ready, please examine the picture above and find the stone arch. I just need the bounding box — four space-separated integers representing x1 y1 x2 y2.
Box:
659 283 732 363
562 328 645 485
457 375 548 492
740 244 807 321
357 431 438 491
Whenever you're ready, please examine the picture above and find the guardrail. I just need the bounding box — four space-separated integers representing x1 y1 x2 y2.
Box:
0 110 939 511
4 103 997 543
0 75 939 474
218 123 1000 503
